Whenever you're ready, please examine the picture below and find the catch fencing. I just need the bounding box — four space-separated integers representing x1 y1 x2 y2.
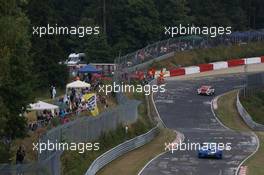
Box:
237 72 264 131
2 30 264 175
115 30 264 77
0 99 140 175
236 91 264 131
243 72 264 97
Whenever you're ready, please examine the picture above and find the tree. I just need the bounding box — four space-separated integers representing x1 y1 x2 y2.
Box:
0 0 33 139
109 0 161 53
27 0 68 88
155 0 193 27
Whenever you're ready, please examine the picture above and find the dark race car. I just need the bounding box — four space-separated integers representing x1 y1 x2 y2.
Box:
198 143 223 159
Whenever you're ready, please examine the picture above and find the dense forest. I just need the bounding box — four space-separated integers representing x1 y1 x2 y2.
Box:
0 0 264 148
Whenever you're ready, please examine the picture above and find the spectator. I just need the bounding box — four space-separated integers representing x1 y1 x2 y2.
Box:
49 85 53 99
52 86 56 99
16 146 25 164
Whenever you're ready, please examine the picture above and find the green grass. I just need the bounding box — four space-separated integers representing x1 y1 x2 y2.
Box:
240 90 264 125
150 41 264 69
61 91 154 175
215 90 250 131
97 129 175 175
34 88 64 103
245 132 264 175
215 90 264 175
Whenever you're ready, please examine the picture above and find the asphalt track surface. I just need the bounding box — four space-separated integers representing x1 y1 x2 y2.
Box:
141 74 258 175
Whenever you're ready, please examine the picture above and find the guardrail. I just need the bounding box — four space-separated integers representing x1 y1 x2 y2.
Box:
236 90 264 131
85 126 159 175
84 78 164 175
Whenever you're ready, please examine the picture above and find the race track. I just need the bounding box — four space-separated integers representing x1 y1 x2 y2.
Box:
140 74 257 175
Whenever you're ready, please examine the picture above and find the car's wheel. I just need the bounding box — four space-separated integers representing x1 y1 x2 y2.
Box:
216 154 222 159
198 153 203 158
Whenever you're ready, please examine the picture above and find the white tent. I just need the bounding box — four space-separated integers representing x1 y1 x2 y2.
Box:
29 101 59 111
66 80 91 89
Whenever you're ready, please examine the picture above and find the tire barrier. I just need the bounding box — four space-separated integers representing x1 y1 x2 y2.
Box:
85 127 159 175
236 91 264 131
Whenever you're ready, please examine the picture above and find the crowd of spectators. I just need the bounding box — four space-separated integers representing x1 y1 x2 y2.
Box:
27 74 111 132
117 30 264 70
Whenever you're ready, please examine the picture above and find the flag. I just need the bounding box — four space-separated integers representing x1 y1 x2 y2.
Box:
83 93 99 116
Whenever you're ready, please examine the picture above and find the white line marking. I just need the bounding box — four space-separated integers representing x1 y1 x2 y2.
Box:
211 92 259 175
235 131 259 175
210 94 231 130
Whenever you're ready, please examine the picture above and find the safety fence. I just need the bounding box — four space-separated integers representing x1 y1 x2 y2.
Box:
0 151 61 175
243 72 264 97
236 90 264 131
3 29 264 175
85 126 159 175
116 30 264 77
0 99 140 175
83 77 165 175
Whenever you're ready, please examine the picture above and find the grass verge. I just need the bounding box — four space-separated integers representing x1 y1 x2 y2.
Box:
61 91 155 175
245 132 264 175
215 90 264 175
151 41 264 69
215 90 250 131
240 89 264 125
97 129 175 175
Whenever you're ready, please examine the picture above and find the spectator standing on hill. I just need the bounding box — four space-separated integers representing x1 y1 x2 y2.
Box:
16 146 25 164
52 86 56 99
49 85 53 98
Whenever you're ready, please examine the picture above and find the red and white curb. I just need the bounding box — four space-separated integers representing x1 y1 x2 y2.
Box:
239 166 247 175
153 56 264 78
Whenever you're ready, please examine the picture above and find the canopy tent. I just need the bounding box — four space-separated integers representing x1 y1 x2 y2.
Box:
66 80 91 89
78 64 101 74
28 101 59 111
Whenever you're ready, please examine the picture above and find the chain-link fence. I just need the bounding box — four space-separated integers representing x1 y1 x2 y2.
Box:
237 91 264 131
0 151 61 175
243 72 264 97
0 99 140 175
2 30 264 175
115 30 264 78
238 72 264 130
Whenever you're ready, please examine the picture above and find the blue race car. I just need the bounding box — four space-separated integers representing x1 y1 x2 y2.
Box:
198 143 223 159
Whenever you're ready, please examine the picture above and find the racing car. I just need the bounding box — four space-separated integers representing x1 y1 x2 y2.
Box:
197 85 215 96
198 143 223 159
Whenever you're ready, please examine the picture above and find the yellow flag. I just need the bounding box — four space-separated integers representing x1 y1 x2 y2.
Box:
84 93 99 116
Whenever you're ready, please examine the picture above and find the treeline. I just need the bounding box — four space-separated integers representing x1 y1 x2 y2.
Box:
0 0 264 145
27 0 264 87
22 0 264 88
